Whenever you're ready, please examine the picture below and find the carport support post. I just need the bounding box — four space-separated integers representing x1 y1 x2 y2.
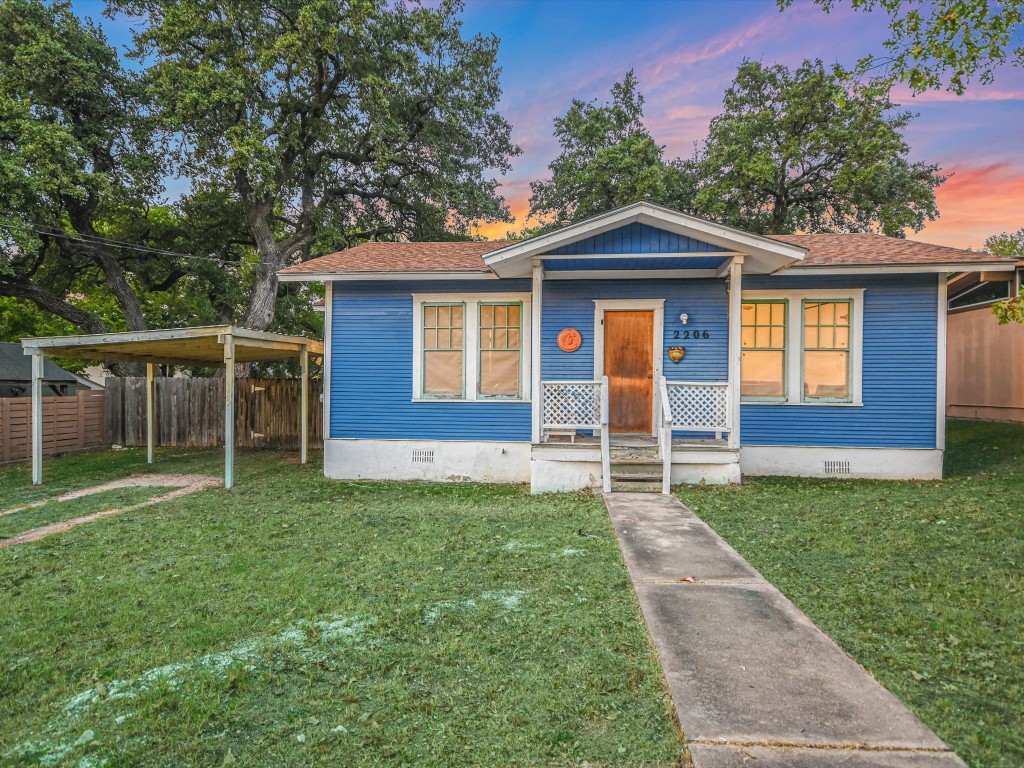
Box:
299 347 309 465
223 334 235 489
30 351 43 485
146 362 155 464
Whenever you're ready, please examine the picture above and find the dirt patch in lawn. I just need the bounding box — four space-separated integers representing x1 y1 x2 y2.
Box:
0 473 219 548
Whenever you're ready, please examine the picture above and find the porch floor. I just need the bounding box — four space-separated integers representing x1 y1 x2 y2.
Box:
539 434 730 449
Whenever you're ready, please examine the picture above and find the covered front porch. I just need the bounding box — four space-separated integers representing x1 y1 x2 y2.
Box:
477 203 808 494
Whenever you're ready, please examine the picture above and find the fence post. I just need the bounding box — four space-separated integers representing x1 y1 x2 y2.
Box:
223 335 235 489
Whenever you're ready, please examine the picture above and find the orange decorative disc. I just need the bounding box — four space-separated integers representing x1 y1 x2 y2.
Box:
557 328 582 353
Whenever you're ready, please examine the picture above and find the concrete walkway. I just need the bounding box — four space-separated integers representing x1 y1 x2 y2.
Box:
604 493 966 768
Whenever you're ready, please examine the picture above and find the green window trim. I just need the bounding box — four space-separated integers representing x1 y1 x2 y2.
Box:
801 299 853 403
477 301 523 399
740 299 788 402
421 301 466 400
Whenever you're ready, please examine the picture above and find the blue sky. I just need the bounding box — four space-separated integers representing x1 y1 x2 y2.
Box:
73 0 1024 248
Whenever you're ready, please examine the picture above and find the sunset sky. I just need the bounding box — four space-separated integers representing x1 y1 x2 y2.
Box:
81 0 1024 251
457 0 1024 249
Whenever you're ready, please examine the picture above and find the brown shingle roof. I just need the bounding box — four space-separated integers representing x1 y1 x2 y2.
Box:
279 241 509 275
771 233 1006 267
280 233 1013 275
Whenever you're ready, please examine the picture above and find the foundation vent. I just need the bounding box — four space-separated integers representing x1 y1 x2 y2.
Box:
411 449 435 464
824 459 851 476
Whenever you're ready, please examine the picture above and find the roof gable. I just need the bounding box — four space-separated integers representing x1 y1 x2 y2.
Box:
484 202 807 277
545 222 723 256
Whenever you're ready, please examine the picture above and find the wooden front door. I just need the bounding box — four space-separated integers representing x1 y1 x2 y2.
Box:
603 310 654 433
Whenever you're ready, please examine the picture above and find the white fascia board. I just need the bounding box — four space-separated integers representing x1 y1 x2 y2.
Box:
277 271 498 282
782 262 1017 275
546 269 721 280
483 201 807 278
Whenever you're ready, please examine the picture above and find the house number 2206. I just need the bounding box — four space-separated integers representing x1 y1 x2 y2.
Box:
674 330 710 340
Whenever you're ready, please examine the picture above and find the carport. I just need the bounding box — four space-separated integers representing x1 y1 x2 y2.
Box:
21 326 324 489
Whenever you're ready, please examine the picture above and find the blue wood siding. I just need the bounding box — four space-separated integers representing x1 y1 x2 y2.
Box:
330 280 531 441
740 273 939 449
543 256 728 271
541 280 729 381
546 222 722 255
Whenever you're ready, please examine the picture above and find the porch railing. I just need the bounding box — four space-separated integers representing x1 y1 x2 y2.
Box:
540 378 611 492
659 379 732 494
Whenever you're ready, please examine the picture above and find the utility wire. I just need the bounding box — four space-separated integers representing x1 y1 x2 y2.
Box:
0 220 241 266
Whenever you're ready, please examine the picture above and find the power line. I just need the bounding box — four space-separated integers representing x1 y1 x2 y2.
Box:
0 220 241 266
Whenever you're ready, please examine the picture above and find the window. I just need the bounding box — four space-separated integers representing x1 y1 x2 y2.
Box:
741 300 787 400
741 290 863 406
803 300 851 402
422 303 465 398
479 303 521 397
413 293 531 401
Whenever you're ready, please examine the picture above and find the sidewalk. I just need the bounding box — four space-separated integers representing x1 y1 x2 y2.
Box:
604 492 966 768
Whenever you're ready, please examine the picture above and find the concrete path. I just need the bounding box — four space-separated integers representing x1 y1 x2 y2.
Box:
604 493 966 768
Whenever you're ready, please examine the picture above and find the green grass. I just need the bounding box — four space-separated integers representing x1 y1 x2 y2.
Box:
0 450 681 767
0 487 178 540
682 419 1024 768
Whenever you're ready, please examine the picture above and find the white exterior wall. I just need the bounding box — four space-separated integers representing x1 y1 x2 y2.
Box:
740 446 944 480
324 438 531 483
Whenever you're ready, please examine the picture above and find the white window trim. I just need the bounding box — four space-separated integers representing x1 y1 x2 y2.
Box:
742 289 865 407
412 292 532 403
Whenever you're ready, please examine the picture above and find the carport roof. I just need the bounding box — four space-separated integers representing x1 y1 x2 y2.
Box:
20 325 323 367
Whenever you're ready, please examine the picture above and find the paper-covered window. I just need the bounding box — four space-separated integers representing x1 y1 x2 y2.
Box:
478 302 521 397
422 303 464 398
740 301 787 400
802 300 851 402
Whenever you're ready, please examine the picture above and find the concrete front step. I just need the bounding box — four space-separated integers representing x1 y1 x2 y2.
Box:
610 478 662 493
611 462 663 476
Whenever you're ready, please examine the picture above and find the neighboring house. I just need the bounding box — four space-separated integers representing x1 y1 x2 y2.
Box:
0 342 100 398
278 202 1015 492
946 258 1024 423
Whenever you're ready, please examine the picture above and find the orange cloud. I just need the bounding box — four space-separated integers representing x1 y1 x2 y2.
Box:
919 163 1024 249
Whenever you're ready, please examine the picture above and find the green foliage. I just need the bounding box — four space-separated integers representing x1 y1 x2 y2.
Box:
527 70 697 230
988 227 1024 324
697 59 944 235
685 419 1024 768
0 452 680 766
528 63 941 237
781 0 1024 94
114 0 520 330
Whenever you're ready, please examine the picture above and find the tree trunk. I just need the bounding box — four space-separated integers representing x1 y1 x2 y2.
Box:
241 202 286 332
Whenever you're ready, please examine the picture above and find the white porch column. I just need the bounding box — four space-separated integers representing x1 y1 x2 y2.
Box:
299 347 309 464
531 262 544 444
727 256 744 449
146 362 156 464
223 334 235 489
30 351 43 485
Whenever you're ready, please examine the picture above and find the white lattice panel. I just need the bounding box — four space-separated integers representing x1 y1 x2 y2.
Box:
666 382 730 430
542 381 602 429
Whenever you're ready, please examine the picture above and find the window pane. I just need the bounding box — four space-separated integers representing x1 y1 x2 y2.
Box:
742 303 756 322
480 328 493 349
424 350 463 396
770 327 785 348
424 305 437 327
835 326 849 349
805 326 819 348
742 327 756 348
437 328 450 349
494 304 506 325
495 328 507 349
836 303 850 324
804 350 849 399
507 328 520 349
480 350 519 396
805 303 819 324
741 350 785 398
452 305 463 324
508 304 521 324
771 303 784 324
480 305 492 326
820 302 834 324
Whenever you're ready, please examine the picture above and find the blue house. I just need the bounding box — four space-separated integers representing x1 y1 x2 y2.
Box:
279 202 1014 493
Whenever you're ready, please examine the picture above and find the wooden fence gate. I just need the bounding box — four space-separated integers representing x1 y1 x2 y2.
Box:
106 377 323 450
0 390 106 465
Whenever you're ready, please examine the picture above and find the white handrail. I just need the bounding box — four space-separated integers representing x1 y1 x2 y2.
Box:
659 376 672 495
600 375 611 493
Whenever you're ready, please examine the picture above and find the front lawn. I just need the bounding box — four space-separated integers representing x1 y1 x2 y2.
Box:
0 450 681 767
684 419 1024 768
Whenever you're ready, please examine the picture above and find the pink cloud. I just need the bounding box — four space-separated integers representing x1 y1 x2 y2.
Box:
919 163 1024 248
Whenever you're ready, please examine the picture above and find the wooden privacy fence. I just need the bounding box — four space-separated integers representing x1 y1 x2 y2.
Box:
106 377 323 450
0 391 106 465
